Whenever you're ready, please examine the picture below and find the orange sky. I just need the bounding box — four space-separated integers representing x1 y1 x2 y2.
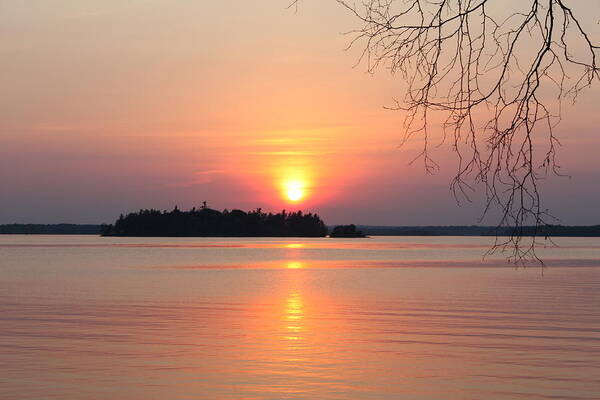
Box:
1 1 600 225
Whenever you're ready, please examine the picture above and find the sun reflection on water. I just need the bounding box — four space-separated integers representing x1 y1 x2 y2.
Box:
285 261 304 269
284 291 305 342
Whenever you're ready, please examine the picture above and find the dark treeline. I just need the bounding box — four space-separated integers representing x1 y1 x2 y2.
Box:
358 225 600 237
100 207 328 237
3 222 599 237
0 224 101 235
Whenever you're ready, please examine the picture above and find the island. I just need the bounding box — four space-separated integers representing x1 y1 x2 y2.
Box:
329 224 366 238
100 206 328 237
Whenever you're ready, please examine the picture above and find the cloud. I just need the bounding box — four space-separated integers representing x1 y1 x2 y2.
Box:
166 170 226 188
244 151 330 156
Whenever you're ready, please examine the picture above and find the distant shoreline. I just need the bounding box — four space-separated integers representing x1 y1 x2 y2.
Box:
356 225 600 237
0 224 103 235
2 223 600 237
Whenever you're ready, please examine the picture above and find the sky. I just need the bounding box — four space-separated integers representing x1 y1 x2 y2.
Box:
1 0 600 226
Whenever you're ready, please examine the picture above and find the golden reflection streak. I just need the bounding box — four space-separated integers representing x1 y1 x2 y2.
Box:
284 290 304 342
285 261 304 269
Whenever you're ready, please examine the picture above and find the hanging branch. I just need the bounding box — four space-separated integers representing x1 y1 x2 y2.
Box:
292 0 599 261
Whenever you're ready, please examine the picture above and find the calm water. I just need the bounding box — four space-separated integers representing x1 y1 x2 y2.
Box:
1 235 600 400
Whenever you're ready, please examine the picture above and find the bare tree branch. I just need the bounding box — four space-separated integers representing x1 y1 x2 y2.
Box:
293 0 599 262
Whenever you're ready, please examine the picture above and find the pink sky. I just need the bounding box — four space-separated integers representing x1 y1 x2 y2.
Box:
1 1 599 225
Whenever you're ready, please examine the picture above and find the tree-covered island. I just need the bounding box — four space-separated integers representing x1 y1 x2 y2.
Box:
329 224 366 238
100 206 329 237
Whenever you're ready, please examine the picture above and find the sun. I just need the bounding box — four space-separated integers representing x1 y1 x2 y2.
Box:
284 180 306 202
287 187 304 202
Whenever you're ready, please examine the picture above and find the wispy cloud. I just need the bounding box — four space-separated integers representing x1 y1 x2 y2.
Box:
166 170 226 188
243 151 330 156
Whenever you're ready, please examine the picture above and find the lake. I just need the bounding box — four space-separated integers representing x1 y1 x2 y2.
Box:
1 235 599 399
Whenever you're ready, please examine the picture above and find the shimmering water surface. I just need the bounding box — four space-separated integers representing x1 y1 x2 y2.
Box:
1 235 599 400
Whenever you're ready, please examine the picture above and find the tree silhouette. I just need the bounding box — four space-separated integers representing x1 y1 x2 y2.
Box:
292 0 598 261
101 207 329 237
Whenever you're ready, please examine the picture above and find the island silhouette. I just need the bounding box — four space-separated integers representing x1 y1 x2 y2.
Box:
100 206 331 237
329 224 366 238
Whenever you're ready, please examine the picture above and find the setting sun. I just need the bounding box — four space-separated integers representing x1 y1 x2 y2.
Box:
284 180 306 202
